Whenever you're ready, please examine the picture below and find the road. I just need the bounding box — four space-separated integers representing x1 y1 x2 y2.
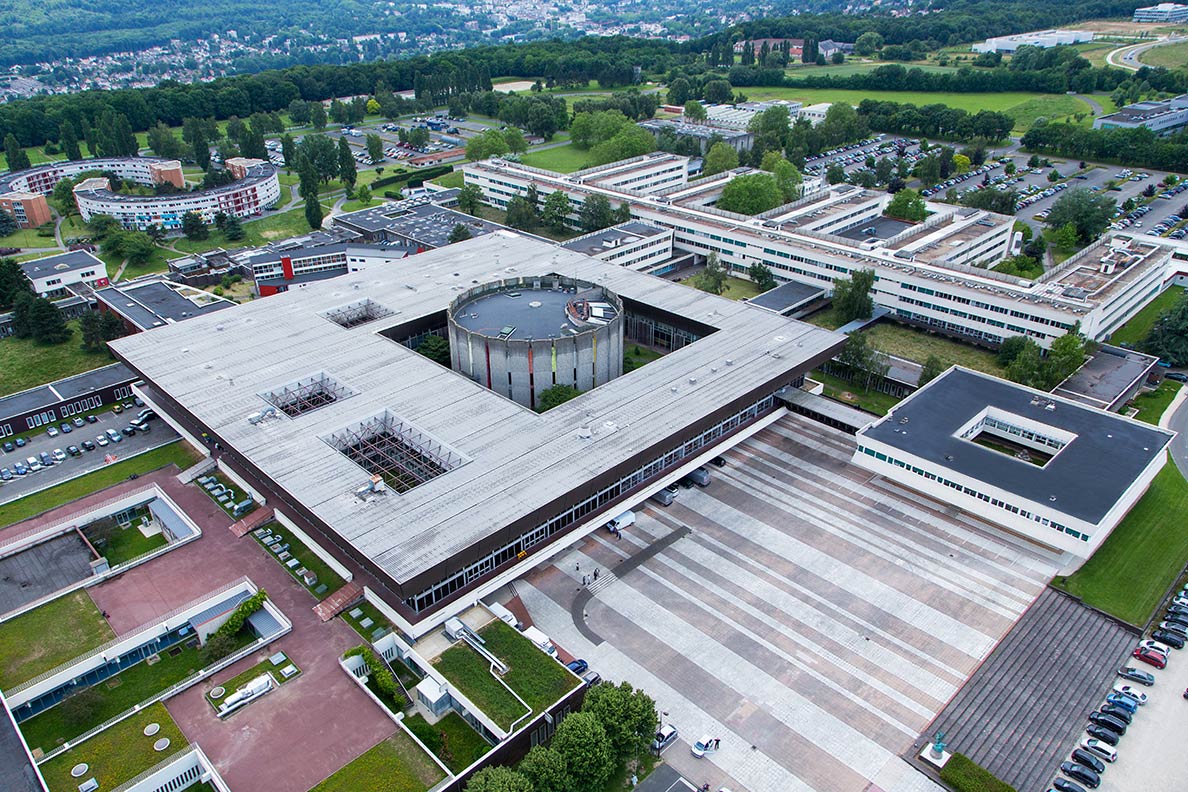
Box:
1165 388 1188 479
0 408 179 503
1107 36 1185 71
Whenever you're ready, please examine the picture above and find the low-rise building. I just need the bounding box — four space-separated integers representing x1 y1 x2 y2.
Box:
0 191 51 229
559 221 673 273
638 119 754 153
972 29 1094 53
798 102 833 126
94 277 236 331
1133 3 1188 22
703 100 803 131
19 250 109 297
1094 95 1188 136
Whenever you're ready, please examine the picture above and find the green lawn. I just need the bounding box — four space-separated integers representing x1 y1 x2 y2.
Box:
685 275 763 301
0 441 201 527
18 639 205 753
339 197 380 213
341 600 393 641
784 61 959 79
115 246 173 282
172 207 314 254
810 369 902 416
431 170 465 189
0 591 114 691
861 322 1005 376
521 143 593 173
1140 39 1188 70
0 322 116 397
37 703 186 792
804 306 847 330
1006 95 1092 132
1054 462 1188 625
434 643 527 730
81 511 168 567
479 620 578 710
1130 380 1182 425
251 523 346 599
0 227 58 250
624 344 663 374
310 731 444 792
404 711 491 773
1108 286 1185 347
206 653 299 712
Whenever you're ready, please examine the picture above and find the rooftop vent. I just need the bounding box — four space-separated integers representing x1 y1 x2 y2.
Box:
260 372 356 418
322 298 394 329
323 410 467 494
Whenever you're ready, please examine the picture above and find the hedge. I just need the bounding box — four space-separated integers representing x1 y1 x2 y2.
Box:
371 165 452 190
345 645 400 700
938 753 1017 792
213 590 268 642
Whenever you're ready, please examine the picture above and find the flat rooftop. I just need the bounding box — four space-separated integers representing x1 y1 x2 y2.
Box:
0 362 135 424
559 222 667 256
860 368 1173 523
111 233 841 597
20 249 104 280
746 280 825 314
453 286 595 340
836 215 912 242
95 279 234 330
1053 345 1158 410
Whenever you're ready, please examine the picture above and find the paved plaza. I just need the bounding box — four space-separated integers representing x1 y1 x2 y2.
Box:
519 413 1063 792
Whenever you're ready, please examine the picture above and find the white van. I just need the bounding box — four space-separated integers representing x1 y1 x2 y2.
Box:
605 510 635 533
520 625 557 657
486 601 517 627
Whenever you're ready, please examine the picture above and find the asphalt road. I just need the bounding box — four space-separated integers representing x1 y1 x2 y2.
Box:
1166 388 1188 479
0 408 178 503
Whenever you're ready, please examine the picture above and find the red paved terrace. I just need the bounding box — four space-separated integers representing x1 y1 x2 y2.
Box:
2 462 397 792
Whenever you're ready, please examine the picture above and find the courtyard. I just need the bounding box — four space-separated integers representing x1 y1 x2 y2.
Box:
519 412 1062 792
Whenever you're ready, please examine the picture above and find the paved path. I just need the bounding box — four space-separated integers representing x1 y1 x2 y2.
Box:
519 413 1060 792
1165 386 1188 479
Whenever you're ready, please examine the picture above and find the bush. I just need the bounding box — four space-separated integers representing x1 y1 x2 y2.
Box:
211 590 267 643
344 645 399 699
201 632 240 665
938 753 1017 792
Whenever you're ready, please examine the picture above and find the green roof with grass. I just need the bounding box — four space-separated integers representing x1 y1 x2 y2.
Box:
310 731 445 792
0 591 114 691
0 322 116 398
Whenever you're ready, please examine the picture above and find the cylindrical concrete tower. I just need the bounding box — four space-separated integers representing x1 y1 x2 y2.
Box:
447 275 624 410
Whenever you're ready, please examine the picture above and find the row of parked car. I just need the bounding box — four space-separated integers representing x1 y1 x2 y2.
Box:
0 407 156 481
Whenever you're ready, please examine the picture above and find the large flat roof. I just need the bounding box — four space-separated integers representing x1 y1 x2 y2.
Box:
20 249 104 279
112 233 841 591
0 362 134 424
860 368 1173 523
95 279 234 330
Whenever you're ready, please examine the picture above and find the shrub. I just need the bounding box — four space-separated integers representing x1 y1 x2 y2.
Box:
211 590 267 643
344 645 399 699
938 753 1017 792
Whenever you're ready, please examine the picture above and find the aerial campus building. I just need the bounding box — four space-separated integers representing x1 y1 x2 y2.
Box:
111 232 844 636
464 154 1187 349
0 156 280 232
854 368 1173 564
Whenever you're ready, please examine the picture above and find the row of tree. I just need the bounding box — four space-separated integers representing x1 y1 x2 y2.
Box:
856 99 1014 144
1021 123 1188 176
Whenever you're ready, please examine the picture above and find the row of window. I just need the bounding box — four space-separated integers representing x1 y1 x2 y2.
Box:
980 416 1066 450
407 394 776 612
900 282 1072 331
856 445 1088 541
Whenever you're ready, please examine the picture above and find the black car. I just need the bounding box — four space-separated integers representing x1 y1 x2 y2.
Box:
2 441 12 453
1118 666 1156 686
1085 724 1120 746
1053 778 1086 792
66 445 81 457
1088 712 1127 735
1071 749 1105 774
1098 704 1132 725
1167 604 1188 620
711 456 727 467
1166 372 1188 382
1152 629 1186 649
85 414 98 424
1060 762 1100 789
121 426 136 437
81 440 96 452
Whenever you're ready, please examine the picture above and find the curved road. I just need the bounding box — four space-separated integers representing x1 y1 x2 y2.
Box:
1166 390 1188 477
1107 36 1185 71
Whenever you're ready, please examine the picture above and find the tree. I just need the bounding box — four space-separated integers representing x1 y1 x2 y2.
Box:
457 183 483 215
337 137 357 189
119 231 156 266
24 296 71 344
683 101 707 124
0 210 17 237
538 385 582 411
355 185 372 206
59 121 82 160
717 173 782 215
749 261 776 292
703 80 733 105
550 711 615 791
826 162 846 184
918 355 946 387
181 211 207 241
366 133 384 163
832 268 875 323
1045 188 1116 245
503 128 528 154
519 745 568 792
580 194 614 232
222 214 245 241
1045 325 1085 387
1143 292 1188 366
305 195 323 230
80 309 127 352
87 214 121 240
1053 221 1080 251
542 190 571 230
465 765 532 792
666 77 691 107
832 50 846 65
4 134 30 172
1005 338 1044 388
146 122 185 159
952 154 971 174
997 335 1030 367
703 142 738 177
416 334 451 365
885 188 927 221
467 129 511 161
694 251 728 295
505 195 537 230
583 682 659 761
448 223 472 244
0 258 32 309
855 32 884 56
837 332 889 391
280 134 296 171
366 98 381 115
768 157 802 202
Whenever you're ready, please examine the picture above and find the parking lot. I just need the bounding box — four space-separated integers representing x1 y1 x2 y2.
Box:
519 413 1061 792
0 406 177 502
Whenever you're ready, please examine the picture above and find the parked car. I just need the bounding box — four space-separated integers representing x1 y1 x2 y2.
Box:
1078 737 1117 763
38 452 52 467
106 429 122 443
0 468 10 481
46 426 59 438
1118 667 1155 686
1152 629 1186 648
59 422 72 434
1098 704 1132 725
652 725 678 753
566 659 589 675
95 434 109 447
12 462 27 476
2 441 13 453
72 417 85 427
85 414 99 424
66 445 81 457
12 437 23 447
1060 761 1100 789
25 456 40 472
1112 684 1148 704
1088 712 1127 735
1138 639 1171 657
111 404 124 414
1084 725 1120 746
1052 778 1087 792
121 426 136 437
691 735 715 758
51 448 66 462
1105 692 1139 714
81 440 96 452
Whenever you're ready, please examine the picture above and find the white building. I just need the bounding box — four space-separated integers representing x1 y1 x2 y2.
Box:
1133 3 1188 22
853 367 1173 565
466 155 1188 350
559 221 674 273
972 29 1094 53
73 159 280 231
0 157 186 196
19 250 109 297
798 102 833 126
1094 95 1188 136
702 100 803 131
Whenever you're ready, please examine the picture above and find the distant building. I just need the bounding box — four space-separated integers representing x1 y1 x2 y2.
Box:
638 119 754 153
703 100 802 131
1094 95 1188 136
798 102 833 126
0 191 51 229
734 38 804 58
332 192 508 249
147 159 185 189
239 242 417 296
559 221 674 273
1133 3 1188 22
972 29 1094 53
19 250 109 298
818 40 855 58
94 277 235 331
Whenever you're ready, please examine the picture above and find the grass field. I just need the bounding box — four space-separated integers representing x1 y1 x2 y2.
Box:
0 227 57 250
1130 380 1182 424
809 369 902 416
431 170 464 188
0 591 114 690
434 643 528 729
172 207 313 254
404 711 491 773
521 143 592 173
0 321 115 398
1140 39 1188 70
116 246 173 281
0 441 201 527
784 61 959 79
1054 463 1188 625
81 514 168 567
311 731 444 792
741 87 1090 133
861 322 1006 376
1109 286 1184 347
684 275 763 301
37 703 187 792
